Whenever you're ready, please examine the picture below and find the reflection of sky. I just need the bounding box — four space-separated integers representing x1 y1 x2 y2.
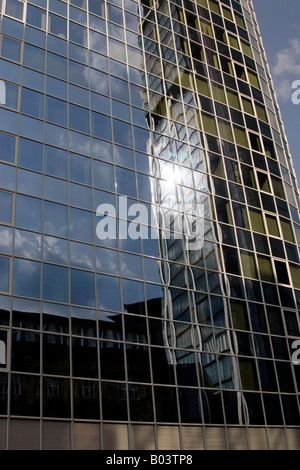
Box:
70 241 94 270
43 236 68 265
14 229 41 259
0 226 12 254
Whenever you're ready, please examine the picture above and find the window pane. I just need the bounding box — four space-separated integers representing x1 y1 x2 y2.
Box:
43 235 68 265
16 194 42 232
47 52 67 80
71 269 95 307
46 96 67 126
5 0 24 19
69 153 91 185
70 241 94 270
69 104 90 134
21 88 44 119
70 207 93 242
18 138 43 171
92 112 112 141
23 44 45 72
13 258 40 298
0 190 12 224
43 264 69 303
43 201 68 237
1 36 21 62
17 168 42 197
96 247 119 274
0 132 15 163
69 21 87 46
44 176 68 204
49 13 67 38
93 160 114 191
0 256 9 292
89 0 104 16
14 229 41 260
44 145 67 178
97 274 121 311
0 80 18 110
26 4 46 29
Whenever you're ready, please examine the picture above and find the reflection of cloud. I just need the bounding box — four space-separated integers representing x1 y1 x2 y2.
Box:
271 38 300 102
71 245 94 270
43 237 68 264
69 131 90 155
16 258 39 275
96 249 118 274
0 227 12 253
15 230 41 259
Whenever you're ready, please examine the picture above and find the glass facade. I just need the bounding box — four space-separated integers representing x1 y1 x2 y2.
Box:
0 0 299 450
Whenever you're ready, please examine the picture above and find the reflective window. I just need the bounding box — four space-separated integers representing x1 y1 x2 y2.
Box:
23 44 45 72
115 166 136 198
0 132 15 163
69 103 90 134
0 80 18 110
43 235 68 265
44 176 68 204
69 21 87 46
14 229 41 260
70 207 93 242
44 145 67 178
70 182 92 209
1 36 21 62
43 201 68 238
13 258 40 298
96 246 119 274
89 0 104 17
5 0 24 19
16 194 42 232
92 112 112 141
70 269 95 307
43 377 70 418
47 52 67 80
18 138 43 172
0 256 9 292
0 190 12 224
46 96 67 126
97 274 121 311
17 168 42 198
21 88 44 119
26 4 46 29
43 334 70 376
49 13 67 38
43 264 69 303
93 160 114 192
70 241 94 270
69 153 91 185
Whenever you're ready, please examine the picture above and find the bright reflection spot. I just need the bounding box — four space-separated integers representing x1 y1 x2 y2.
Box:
161 163 182 187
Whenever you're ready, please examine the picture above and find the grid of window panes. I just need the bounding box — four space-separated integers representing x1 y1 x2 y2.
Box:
0 0 299 450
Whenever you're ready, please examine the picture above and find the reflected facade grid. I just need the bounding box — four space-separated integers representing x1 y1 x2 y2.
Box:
0 0 300 450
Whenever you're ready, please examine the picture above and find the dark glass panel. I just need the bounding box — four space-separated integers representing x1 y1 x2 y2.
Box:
102 382 128 421
73 379 100 420
43 334 70 376
10 374 40 416
43 377 71 418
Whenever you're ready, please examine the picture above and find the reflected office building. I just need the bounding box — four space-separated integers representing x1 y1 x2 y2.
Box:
0 0 300 450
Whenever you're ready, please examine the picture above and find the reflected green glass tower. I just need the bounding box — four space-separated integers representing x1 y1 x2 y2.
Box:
0 0 300 450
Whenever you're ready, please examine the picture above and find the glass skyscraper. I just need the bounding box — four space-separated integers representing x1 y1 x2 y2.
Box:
0 0 299 450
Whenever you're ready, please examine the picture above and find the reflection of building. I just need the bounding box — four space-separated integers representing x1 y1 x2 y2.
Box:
0 0 300 450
